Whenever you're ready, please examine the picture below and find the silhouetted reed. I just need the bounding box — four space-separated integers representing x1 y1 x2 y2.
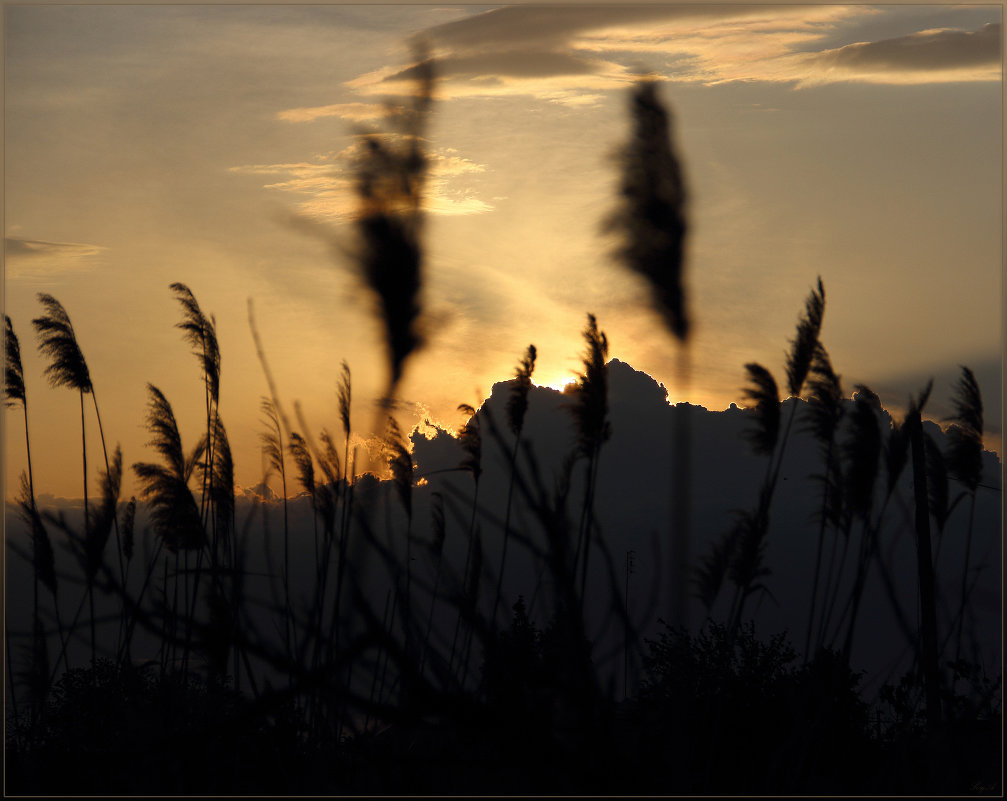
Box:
945 366 984 663
567 314 610 602
492 344 537 629
5 48 1000 798
352 52 433 403
606 80 688 342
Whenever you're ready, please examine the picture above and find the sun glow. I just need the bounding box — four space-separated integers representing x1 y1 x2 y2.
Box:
534 375 578 393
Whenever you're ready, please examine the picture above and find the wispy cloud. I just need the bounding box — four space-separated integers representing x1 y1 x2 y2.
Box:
792 22 1001 86
342 5 999 101
229 146 492 222
277 101 404 124
5 236 106 277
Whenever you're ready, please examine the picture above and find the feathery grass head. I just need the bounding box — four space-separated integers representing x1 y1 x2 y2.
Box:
209 413 235 542
86 444 122 579
17 473 56 599
259 397 285 482
843 385 882 521
32 293 91 393
5 315 26 407
133 384 205 551
338 361 352 440
803 343 843 446
318 428 343 486
784 277 825 398
143 383 188 479
506 344 537 436
606 79 689 342
567 314 611 459
288 431 315 499
353 55 434 395
169 282 220 405
946 365 983 492
741 363 780 456
383 416 414 517
457 403 483 482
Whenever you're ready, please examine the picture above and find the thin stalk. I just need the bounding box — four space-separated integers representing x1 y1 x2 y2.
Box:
954 491 978 663
491 434 522 632
804 439 834 663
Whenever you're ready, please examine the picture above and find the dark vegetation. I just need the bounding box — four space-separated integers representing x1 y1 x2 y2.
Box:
4 55 1001 795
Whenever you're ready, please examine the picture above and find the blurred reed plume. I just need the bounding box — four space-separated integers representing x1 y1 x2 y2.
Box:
353 50 434 402
606 79 688 342
606 77 692 630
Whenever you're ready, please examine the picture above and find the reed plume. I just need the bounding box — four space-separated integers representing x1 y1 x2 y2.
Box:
208 413 235 558
568 314 611 459
384 416 414 520
904 381 942 728
567 314 611 600
169 282 220 406
33 293 91 393
5 314 26 407
843 386 882 522
457 403 483 484
606 80 688 341
801 343 844 660
506 345 537 435
945 365 984 663
352 53 433 398
85 444 122 581
945 365 983 493
132 384 206 552
260 397 293 662
741 363 780 457
17 474 56 601
784 277 825 399
493 345 537 628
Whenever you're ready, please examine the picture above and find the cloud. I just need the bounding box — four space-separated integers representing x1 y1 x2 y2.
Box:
350 6 996 100
795 22 1001 84
229 147 493 222
419 4 830 53
276 101 404 124
5 236 106 277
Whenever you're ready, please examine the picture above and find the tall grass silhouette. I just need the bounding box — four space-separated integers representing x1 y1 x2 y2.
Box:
4 54 1000 797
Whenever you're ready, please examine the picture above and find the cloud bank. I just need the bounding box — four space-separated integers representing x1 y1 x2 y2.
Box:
339 6 1000 103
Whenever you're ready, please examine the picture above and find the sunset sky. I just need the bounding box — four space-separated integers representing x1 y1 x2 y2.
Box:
4 3 1002 501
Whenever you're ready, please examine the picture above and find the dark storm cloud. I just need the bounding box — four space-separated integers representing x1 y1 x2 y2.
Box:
812 22 1001 73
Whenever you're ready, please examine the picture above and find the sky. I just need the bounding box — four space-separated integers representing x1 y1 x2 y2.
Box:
3 3 1002 501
